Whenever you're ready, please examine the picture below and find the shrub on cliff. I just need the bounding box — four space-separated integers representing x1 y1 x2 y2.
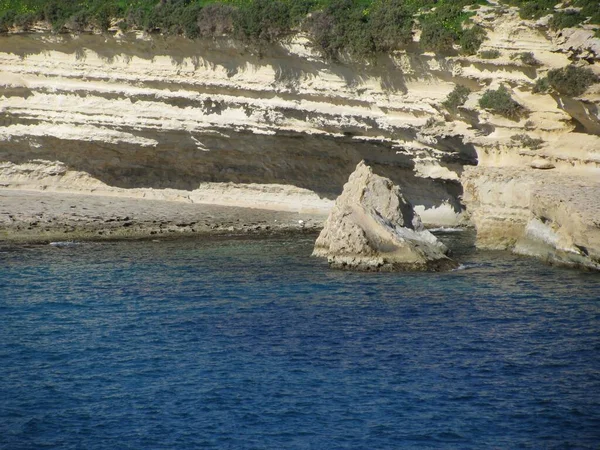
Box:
234 0 292 43
420 2 463 53
124 1 189 34
549 10 586 30
532 77 550 94
90 4 115 32
555 0 600 27
288 0 320 26
420 19 457 53
305 0 374 60
43 0 76 31
512 0 556 20
546 65 598 97
305 11 338 58
579 0 600 25
369 0 414 52
460 25 486 55
419 1 488 55
511 51 539 66
197 4 235 38
479 85 524 119
66 10 89 32
0 9 40 31
0 10 15 32
511 133 544 150
479 49 500 59
442 85 471 112
509 0 600 24
180 4 204 38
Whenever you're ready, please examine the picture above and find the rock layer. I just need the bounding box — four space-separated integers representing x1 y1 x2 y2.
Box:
0 31 477 226
462 167 600 271
313 161 457 271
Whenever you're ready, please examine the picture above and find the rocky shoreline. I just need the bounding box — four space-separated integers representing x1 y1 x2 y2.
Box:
1 5 599 270
0 189 325 244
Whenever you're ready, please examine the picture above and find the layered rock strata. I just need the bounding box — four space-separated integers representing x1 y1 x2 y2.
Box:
0 31 477 227
313 161 457 271
0 4 599 269
463 167 600 270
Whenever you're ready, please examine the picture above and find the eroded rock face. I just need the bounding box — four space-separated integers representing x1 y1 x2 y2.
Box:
0 33 472 225
313 161 457 271
462 166 600 271
1 5 599 269
514 181 600 271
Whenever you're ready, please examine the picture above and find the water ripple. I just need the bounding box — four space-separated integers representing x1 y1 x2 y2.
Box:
1 234 599 449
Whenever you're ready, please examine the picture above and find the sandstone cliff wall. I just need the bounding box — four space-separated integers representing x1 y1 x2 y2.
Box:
0 31 474 222
0 6 599 243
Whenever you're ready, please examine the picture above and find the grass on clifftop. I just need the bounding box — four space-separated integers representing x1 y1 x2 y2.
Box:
1 0 598 60
0 0 490 58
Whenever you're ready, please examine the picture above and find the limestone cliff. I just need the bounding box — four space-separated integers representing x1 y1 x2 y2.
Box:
0 4 599 268
1 24 478 225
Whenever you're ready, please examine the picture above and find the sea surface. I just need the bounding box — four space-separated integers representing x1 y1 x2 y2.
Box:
1 231 599 449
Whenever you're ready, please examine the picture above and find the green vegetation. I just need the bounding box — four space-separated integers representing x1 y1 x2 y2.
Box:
0 0 491 58
442 85 471 112
511 51 539 66
235 0 296 43
479 84 524 119
459 25 485 55
419 1 487 54
0 0 597 59
420 20 456 53
549 10 585 30
532 77 550 94
531 66 600 99
369 0 414 52
519 52 538 66
304 0 378 59
506 0 600 27
479 49 500 59
511 133 543 149
531 65 598 97
508 0 556 20
546 65 598 96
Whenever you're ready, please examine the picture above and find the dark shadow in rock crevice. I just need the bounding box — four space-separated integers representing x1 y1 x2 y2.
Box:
0 128 469 215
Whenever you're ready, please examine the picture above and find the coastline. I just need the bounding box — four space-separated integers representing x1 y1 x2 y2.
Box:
0 189 326 244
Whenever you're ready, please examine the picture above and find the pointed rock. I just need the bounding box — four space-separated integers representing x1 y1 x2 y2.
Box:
313 161 458 271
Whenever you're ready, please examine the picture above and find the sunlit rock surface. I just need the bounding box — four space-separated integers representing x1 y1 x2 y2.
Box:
312 161 457 271
0 4 599 269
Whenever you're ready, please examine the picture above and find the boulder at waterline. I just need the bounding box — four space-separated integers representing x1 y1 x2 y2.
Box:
312 161 458 271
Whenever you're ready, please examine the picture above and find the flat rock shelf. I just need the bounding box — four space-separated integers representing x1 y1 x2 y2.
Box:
0 189 326 243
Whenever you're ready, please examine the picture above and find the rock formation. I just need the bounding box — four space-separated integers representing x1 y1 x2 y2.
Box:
312 161 457 271
462 167 600 271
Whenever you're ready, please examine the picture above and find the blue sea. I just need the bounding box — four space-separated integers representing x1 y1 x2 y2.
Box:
1 231 599 449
